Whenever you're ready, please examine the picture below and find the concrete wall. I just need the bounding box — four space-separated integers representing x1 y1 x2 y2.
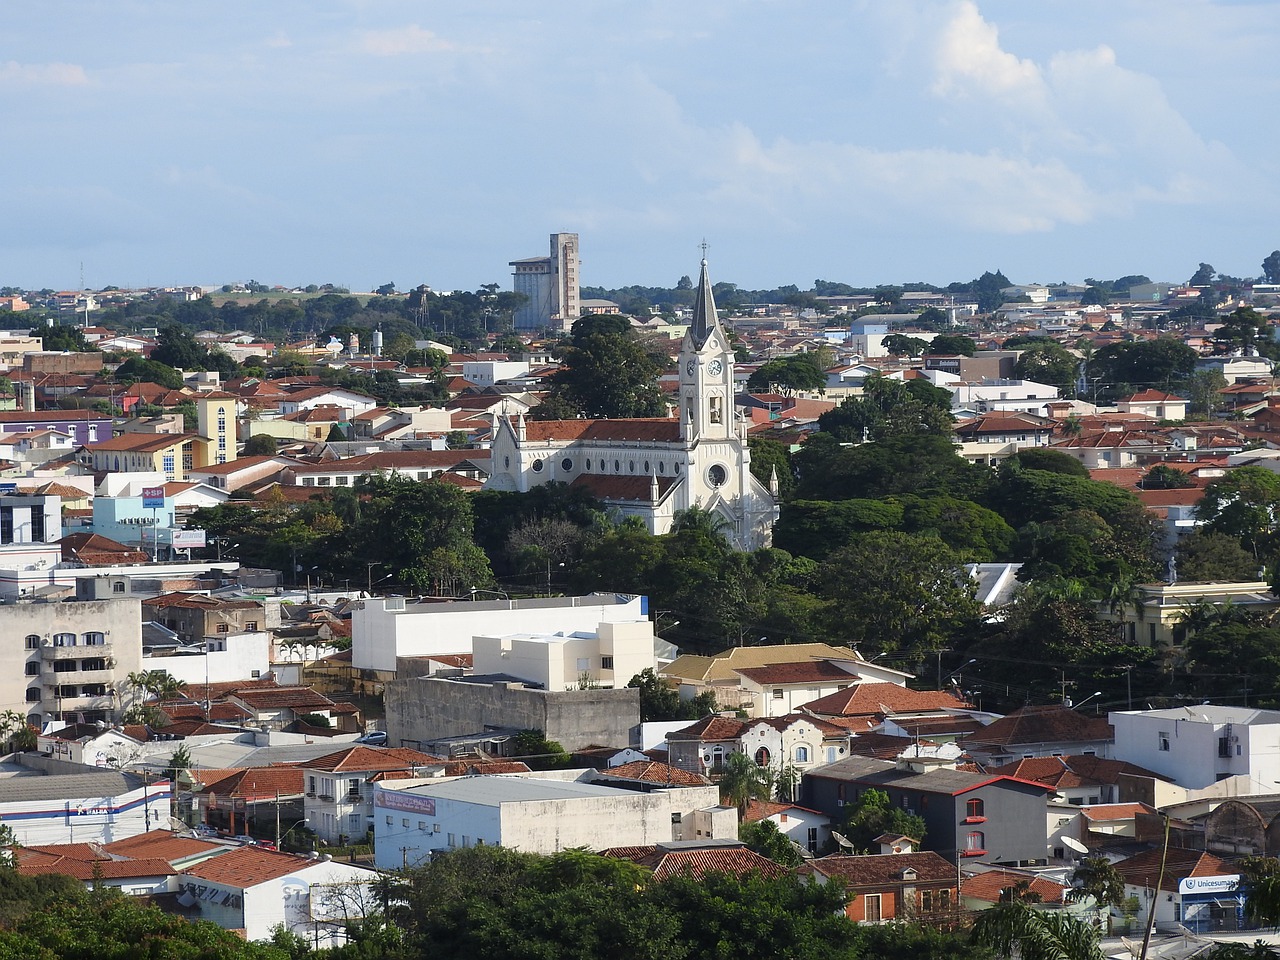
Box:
385 677 639 752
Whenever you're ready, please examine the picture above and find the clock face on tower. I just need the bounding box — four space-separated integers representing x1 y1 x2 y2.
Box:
686 359 696 376
708 359 723 377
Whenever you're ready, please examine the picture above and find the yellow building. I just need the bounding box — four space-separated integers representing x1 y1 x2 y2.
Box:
81 393 239 481
1096 581 1279 653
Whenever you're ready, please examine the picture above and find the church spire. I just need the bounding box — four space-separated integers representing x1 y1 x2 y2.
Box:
689 256 719 347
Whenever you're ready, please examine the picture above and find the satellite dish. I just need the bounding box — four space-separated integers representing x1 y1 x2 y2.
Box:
831 830 855 852
1061 836 1088 854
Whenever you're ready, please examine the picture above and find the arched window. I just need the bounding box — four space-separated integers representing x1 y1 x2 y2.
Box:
25 634 40 650
83 632 105 647
754 747 770 767
53 632 76 647
965 831 985 854
24 662 39 676
26 687 41 703
966 798 985 820
795 746 810 763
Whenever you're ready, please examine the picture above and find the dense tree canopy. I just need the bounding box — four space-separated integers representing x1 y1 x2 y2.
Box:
535 315 669 419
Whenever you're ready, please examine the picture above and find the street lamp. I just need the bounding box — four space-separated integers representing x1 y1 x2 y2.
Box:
1072 691 1105 712
469 586 510 602
366 562 381 595
944 659 977 689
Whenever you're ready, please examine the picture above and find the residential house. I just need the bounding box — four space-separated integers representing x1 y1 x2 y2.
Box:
986 755 1171 806
953 412 1056 466
800 852 958 924
960 869 1068 911
1119 390 1188 422
800 682 975 735
738 713 851 773
666 714 748 777
1095 581 1278 654
228 686 360 733
803 756 1053 865
742 799 832 855
602 839 784 880
142 592 265 644
960 705 1114 767
189 766 305 838
660 643 901 716
303 745 445 845
178 846 377 946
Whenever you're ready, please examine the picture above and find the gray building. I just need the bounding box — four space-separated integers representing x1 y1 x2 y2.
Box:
802 755 1051 866
384 675 638 753
510 232 580 332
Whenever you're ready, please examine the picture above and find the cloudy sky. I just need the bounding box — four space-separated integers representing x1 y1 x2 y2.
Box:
3 1 1277 293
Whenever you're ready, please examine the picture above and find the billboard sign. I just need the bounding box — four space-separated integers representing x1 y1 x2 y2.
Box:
141 486 166 508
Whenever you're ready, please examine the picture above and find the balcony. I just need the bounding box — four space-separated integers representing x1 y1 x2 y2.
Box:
42 666 114 684
316 793 335 802
40 643 112 662
43 693 114 711
345 792 362 803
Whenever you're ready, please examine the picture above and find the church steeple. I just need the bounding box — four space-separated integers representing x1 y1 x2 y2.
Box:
689 257 720 348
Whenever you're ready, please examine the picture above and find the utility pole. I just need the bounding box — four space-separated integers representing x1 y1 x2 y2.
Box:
275 790 281 848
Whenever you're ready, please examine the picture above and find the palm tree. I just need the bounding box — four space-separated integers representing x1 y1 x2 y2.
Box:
717 751 770 818
971 901 1105 960
1068 857 1126 933
1240 856 1280 928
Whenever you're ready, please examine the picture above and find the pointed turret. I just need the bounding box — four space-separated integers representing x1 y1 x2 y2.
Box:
689 258 720 348
650 471 660 503
516 411 527 442
769 465 780 498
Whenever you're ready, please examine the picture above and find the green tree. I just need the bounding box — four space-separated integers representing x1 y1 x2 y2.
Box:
150 323 208 370
1197 466 1280 559
1264 251 1280 285
718 751 771 816
1190 262 1216 286
1068 856 1127 930
747 436 795 498
747 353 827 395
882 334 930 357
972 900 1105 960
1175 529 1260 583
1142 466 1195 490
535 315 668 419
739 819 803 867
820 532 981 659
243 433 277 457
1241 856 1280 928
929 333 977 356
627 669 716 722
1003 448 1089 477
1013 340 1080 394
841 788 926 852
817 377 955 443
1187 368 1228 416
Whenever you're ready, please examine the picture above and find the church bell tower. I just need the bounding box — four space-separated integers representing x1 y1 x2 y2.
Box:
679 258 735 445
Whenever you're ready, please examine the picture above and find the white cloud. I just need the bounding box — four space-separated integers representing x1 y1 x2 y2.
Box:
931 1 1043 104
358 25 476 57
0 60 89 87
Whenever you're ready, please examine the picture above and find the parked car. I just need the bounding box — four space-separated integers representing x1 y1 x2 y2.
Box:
355 731 387 746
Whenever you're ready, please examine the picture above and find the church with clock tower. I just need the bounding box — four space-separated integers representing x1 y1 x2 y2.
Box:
485 258 779 549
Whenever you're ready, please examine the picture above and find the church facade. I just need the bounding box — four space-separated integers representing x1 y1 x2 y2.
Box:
485 260 779 550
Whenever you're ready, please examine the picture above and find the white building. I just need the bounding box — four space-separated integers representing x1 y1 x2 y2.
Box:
510 232 580 333
0 770 170 845
1110 705 1280 792
142 631 271 686
371 773 729 869
178 846 377 946
461 360 532 387
351 592 647 676
950 378 1061 416
470 619 656 691
486 259 779 549
3 598 144 727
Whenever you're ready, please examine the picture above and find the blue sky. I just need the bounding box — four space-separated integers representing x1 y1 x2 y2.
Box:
3 1 1277 293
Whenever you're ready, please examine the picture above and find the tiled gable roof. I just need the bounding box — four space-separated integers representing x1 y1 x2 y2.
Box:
520 418 682 443
569 474 678 502
961 869 1067 904
1111 848 1230 893
182 846 323 887
800 682 969 719
802 852 955 887
667 715 746 742
735 660 861 685
303 746 444 773
986 755 1168 790
602 843 787 880
601 761 711 787
962 705 1112 749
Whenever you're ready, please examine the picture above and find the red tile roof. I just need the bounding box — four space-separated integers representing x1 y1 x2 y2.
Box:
735 661 863 685
519 418 682 443
986 755 1168 790
601 761 711 787
800 682 970 719
1111 848 1230 893
602 843 787 880
801 852 955 887
667 716 746 741
569 474 678 502
100 832 224 862
195 767 305 799
961 869 1067 904
182 846 323 887
303 746 444 773
962 705 1112 749
742 799 825 823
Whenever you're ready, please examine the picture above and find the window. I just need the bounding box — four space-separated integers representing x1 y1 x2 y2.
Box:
246 621 258 632
418 821 427 831
113 582 125 594
402 819 410 828
707 464 727 486
965 798 985 820
53 633 76 647
83 632 105 646
56 685 78 698
772 688 784 700
754 747 770 767
448 834 456 848
561 458 572 471
531 459 544 473
54 660 76 674
864 894 882 922
385 816 393 826
1159 731 1171 752
309 776 317 797
709 395 723 424
26 688 40 703
964 831 986 854
807 827 819 853
25 635 40 650
600 656 614 670
795 746 809 763
348 778 361 798
1218 737 1232 759
216 624 229 633
24 662 39 676
921 889 951 913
